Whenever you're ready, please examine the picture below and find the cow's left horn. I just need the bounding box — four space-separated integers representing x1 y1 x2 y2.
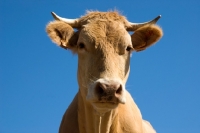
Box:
127 15 161 31
51 12 80 28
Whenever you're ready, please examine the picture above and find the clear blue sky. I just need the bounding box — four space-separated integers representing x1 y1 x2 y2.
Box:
1 0 200 133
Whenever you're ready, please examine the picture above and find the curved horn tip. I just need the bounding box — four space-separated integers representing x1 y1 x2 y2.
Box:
51 12 59 20
51 12 55 16
155 15 161 21
158 15 161 18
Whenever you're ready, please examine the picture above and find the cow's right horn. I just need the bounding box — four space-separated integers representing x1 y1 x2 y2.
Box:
51 12 80 28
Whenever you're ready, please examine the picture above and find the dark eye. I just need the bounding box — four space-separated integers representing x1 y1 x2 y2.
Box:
78 43 85 49
126 46 133 52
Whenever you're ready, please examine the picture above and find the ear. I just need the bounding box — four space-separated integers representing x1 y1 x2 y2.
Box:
131 25 163 51
46 21 78 51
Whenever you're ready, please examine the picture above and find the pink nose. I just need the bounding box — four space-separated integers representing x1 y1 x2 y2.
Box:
95 81 123 103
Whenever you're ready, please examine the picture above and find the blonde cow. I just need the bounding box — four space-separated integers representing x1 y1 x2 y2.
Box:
46 11 163 133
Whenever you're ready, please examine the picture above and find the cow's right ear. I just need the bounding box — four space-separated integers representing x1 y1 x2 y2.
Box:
46 21 78 51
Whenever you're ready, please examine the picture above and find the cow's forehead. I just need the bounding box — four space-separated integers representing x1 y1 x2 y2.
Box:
78 11 130 27
79 20 130 50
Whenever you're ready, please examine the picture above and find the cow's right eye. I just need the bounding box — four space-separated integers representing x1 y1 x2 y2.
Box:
78 43 85 49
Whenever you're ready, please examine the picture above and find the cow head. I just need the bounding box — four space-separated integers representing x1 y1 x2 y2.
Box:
46 11 163 114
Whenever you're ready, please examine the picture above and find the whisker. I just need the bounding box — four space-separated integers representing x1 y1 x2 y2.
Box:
89 73 98 80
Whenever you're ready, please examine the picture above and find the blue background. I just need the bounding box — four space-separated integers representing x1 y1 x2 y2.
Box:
1 0 200 133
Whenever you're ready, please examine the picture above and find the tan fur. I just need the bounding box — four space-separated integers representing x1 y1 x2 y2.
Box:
46 11 163 133
46 21 74 48
78 11 130 28
131 25 163 51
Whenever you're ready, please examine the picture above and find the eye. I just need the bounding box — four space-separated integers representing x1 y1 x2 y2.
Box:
126 46 133 52
78 43 85 49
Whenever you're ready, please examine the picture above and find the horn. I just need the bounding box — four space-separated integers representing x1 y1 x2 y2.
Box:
127 15 161 31
51 12 80 28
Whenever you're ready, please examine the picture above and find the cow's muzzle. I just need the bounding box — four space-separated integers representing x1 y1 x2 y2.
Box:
95 80 125 104
87 79 126 113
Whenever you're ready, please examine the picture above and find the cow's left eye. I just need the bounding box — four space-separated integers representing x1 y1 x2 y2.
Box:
126 46 133 52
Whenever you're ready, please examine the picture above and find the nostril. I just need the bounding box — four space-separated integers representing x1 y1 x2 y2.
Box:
116 85 122 95
96 83 104 95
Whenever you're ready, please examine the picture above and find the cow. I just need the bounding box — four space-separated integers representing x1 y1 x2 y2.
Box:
46 11 163 133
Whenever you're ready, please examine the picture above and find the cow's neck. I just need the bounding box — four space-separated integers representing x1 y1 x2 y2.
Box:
77 90 118 133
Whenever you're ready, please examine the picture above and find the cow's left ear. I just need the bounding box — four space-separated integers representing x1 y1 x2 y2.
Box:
131 25 163 51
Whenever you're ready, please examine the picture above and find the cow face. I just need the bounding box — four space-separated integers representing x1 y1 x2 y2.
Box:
77 21 131 113
46 11 163 114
